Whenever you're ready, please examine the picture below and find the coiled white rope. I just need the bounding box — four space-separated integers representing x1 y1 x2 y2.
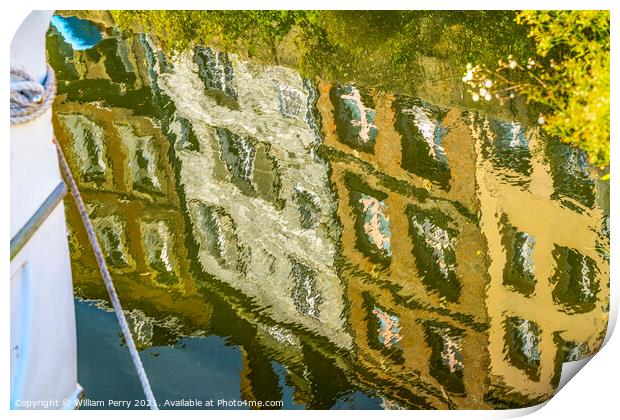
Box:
11 65 159 409
10 65 56 125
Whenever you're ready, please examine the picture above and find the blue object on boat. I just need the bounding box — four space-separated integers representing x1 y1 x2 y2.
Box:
50 15 102 50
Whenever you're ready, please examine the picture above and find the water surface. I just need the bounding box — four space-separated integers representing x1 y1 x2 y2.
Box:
48 11 609 410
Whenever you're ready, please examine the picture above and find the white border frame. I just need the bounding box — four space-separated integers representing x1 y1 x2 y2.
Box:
2 2 616 418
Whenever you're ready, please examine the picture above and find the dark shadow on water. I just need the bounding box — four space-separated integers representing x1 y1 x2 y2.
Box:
75 299 381 410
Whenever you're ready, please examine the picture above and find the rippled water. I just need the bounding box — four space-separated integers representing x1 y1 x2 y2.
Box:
47 12 610 409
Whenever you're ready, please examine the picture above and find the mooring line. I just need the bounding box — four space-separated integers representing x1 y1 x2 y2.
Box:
54 137 159 410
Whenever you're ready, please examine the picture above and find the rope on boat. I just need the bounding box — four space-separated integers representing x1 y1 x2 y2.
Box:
54 138 159 410
11 65 159 409
10 65 56 125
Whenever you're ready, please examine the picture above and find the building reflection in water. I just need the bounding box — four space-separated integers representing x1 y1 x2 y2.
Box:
47 12 609 409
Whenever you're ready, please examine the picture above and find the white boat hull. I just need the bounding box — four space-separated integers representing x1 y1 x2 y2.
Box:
10 10 81 410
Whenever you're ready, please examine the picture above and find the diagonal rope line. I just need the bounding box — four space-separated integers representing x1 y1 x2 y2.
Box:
53 137 159 410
